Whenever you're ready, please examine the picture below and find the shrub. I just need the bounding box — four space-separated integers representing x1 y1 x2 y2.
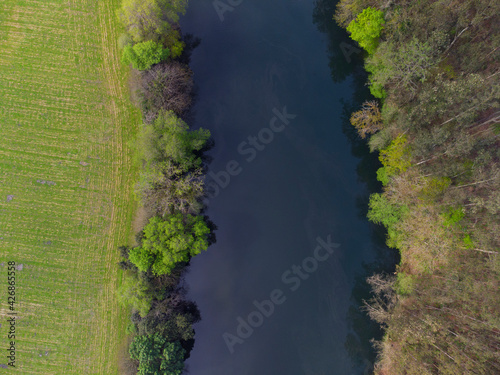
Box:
121 41 170 71
346 7 385 54
129 214 211 276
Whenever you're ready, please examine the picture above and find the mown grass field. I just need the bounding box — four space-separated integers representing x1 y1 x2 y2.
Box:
0 0 140 373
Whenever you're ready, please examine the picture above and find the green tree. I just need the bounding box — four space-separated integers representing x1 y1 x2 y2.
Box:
118 0 187 44
117 272 153 317
129 214 210 275
139 110 210 171
367 193 408 247
121 40 170 71
346 7 385 54
365 37 440 95
160 342 185 375
377 135 411 185
129 334 185 375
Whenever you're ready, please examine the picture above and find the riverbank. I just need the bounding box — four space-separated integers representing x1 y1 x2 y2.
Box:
112 0 217 373
335 1 500 373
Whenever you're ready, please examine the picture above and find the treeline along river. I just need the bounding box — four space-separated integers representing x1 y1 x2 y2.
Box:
180 0 395 373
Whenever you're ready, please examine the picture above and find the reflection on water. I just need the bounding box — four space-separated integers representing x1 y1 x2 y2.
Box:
180 0 397 374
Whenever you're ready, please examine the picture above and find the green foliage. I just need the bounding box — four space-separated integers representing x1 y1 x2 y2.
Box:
365 37 439 95
129 334 185 375
395 272 415 296
419 177 451 202
126 322 138 335
118 0 187 45
346 7 385 54
161 342 185 375
137 111 210 172
463 234 474 249
376 166 389 185
368 193 405 228
136 306 198 341
368 80 386 99
169 40 185 59
117 272 153 317
378 135 411 181
441 207 465 227
129 214 210 275
121 41 170 71
368 193 409 248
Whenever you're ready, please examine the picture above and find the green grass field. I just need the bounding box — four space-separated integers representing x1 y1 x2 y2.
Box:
0 0 140 373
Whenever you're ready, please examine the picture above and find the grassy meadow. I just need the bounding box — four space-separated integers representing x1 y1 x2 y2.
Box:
0 0 141 373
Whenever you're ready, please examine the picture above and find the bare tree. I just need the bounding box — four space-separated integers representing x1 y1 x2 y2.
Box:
139 61 193 121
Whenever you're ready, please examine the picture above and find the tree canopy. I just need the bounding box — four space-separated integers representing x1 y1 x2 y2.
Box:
118 0 187 44
346 7 385 54
129 334 185 375
129 214 211 275
117 272 153 317
121 40 170 71
138 110 210 172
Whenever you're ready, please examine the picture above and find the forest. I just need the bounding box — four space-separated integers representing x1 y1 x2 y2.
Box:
335 0 499 374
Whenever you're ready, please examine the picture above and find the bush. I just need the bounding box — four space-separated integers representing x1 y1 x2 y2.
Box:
122 41 170 71
346 7 385 54
137 110 210 172
118 0 187 45
367 193 408 228
129 214 211 276
395 272 416 296
117 273 154 317
379 135 411 178
129 334 185 375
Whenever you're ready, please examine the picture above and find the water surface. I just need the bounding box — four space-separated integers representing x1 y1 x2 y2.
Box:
181 1 393 373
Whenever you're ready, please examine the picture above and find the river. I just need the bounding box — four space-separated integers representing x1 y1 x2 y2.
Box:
180 1 395 374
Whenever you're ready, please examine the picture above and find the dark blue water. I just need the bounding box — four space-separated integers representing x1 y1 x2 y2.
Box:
180 1 393 374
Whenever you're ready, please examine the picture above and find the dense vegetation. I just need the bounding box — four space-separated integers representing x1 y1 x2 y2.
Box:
115 1 213 373
335 0 500 373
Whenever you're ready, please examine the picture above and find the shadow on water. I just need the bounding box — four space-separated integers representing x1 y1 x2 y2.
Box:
313 1 399 373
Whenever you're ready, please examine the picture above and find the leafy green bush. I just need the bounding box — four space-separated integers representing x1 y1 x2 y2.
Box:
121 40 170 71
462 234 474 249
118 0 187 45
346 7 385 54
442 207 465 227
367 193 410 228
378 135 411 182
129 334 185 375
137 110 210 172
395 272 416 296
129 214 210 276
117 272 153 317
376 166 389 186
